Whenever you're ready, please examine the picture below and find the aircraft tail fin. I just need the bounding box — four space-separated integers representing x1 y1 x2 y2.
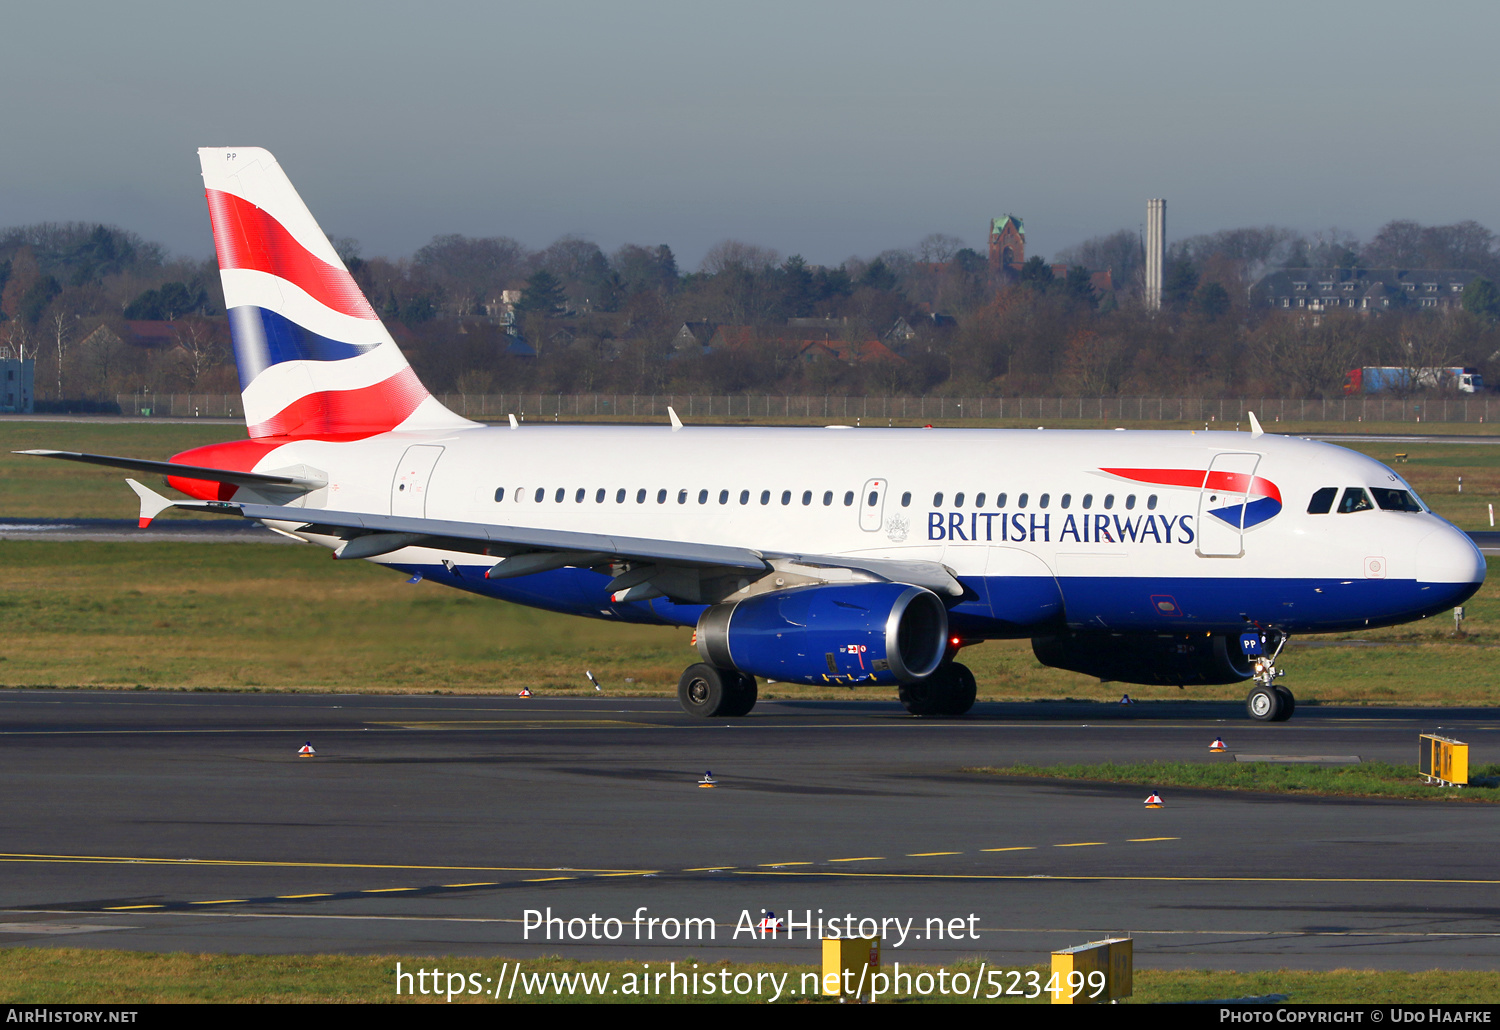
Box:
197 147 472 440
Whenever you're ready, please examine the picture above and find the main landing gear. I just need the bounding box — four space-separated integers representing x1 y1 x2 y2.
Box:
1244 631 1294 722
677 663 758 718
898 662 977 718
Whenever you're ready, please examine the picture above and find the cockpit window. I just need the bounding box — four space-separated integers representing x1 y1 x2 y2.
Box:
1337 487 1374 513
1371 488 1423 512
1306 487 1337 515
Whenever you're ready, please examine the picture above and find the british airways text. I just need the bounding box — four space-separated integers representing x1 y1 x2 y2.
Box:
927 511 1196 544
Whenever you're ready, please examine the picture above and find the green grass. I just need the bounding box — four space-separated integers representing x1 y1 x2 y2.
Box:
968 761 1500 802
1 539 1499 702
2 950 1497 1003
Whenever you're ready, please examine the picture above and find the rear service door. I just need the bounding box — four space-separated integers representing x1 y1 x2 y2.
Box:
859 478 887 532
391 445 445 517
1195 452 1260 558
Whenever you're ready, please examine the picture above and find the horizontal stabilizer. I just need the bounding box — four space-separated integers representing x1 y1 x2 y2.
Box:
17 450 327 491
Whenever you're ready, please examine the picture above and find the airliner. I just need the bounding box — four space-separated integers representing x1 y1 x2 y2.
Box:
22 148 1487 722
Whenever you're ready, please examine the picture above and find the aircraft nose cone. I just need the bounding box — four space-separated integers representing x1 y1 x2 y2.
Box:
1415 526 1486 588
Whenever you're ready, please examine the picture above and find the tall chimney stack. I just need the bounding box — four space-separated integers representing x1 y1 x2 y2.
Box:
1145 198 1166 311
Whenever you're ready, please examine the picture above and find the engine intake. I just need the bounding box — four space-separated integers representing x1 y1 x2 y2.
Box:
696 583 948 685
1031 631 1255 686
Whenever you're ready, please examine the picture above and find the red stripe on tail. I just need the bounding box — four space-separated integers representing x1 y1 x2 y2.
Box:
247 367 429 440
205 189 376 320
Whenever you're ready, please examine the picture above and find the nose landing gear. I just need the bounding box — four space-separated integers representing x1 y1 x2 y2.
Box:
1244 630 1294 722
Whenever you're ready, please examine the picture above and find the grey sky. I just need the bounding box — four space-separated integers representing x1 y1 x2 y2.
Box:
4 1 1498 270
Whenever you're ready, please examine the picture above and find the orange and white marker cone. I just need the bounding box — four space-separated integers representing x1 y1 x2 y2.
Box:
698 771 717 788
1144 792 1164 808
517 687 532 698
297 742 316 757
1210 738 1227 752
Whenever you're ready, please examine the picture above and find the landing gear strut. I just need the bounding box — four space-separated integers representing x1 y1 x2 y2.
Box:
677 663 757 718
899 662 977 717
1245 631 1294 722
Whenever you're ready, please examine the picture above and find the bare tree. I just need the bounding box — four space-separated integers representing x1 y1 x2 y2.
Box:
49 310 75 400
700 239 780 275
916 233 965 264
171 317 226 389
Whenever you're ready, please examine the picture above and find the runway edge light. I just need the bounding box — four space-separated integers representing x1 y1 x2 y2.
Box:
1144 792 1163 808
297 742 315 757
1210 737 1227 752
517 687 532 698
698 770 717 788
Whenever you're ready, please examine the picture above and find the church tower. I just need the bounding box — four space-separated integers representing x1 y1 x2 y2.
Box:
988 215 1025 276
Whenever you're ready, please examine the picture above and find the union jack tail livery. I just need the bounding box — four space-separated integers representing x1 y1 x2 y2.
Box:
198 147 472 441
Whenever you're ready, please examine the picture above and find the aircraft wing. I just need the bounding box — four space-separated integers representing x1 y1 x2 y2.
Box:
162 494 770 571
126 481 963 601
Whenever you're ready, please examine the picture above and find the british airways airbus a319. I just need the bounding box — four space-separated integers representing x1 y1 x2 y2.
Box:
23 148 1487 722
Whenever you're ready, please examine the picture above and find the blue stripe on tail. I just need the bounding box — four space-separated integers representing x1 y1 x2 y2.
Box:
227 306 378 389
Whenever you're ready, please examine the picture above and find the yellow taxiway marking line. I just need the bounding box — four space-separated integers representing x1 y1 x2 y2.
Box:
907 852 962 857
735 871 1500 885
442 883 498 888
367 720 656 729
981 847 1035 852
682 867 733 872
190 900 247 905
522 877 576 883
361 888 418 893
0 853 649 875
827 857 885 863
276 894 333 899
1054 842 1106 848
594 872 651 878
1128 837 1180 843
102 905 163 910
758 862 814 867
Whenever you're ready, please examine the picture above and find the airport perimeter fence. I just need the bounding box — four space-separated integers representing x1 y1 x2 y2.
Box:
108 392 1500 424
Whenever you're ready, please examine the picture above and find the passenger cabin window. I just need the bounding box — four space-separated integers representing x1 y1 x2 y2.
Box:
1103 494 1113 509
1082 494 1093 509
823 491 833 506
698 489 709 504
760 490 771 505
555 488 565 503
494 488 505 502
1018 493 1028 508
781 490 792 505
1060 493 1071 509
867 490 879 507
740 490 750 505
596 488 606 503
636 489 646 503
1146 495 1157 510
1307 487 1337 514
954 492 965 508
975 493 986 507
933 492 944 506
901 491 911 507
1371 488 1423 512
1125 494 1136 510
996 493 1007 508
1338 487 1374 513
677 489 687 504
656 489 667 504
844 491 855 506
575 488 585 502
802 490 813 505
535 487 545 503
719 489 729 504
1039 493 1050 509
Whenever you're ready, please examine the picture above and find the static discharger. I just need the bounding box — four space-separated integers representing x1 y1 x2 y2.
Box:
297 742 316 757
585 671 601 692
1210 738 1227 752
698 771 717 789
1144 792 1164 808
517 687 533 698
